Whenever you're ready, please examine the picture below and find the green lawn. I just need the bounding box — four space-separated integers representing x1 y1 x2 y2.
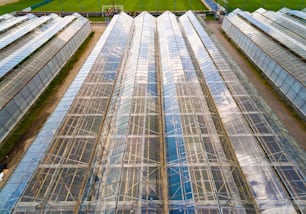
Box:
0 0 207 14
34 0 207 12
0 0 305 15
222 0 306 12
0 0 40 15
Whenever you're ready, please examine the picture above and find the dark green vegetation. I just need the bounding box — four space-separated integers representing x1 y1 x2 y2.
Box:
1 0 305 15
35 0 207 12
219 0 306 12
0 0 39 15
0 0 207 15
0 32 94 162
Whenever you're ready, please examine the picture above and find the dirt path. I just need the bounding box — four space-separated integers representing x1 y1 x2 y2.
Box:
206 20 306 150
0 23 106 188
0 0 19 7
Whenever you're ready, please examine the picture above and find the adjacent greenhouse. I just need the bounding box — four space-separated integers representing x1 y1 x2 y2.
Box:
0 11 305 213
0 12 92 143
222 8 306 120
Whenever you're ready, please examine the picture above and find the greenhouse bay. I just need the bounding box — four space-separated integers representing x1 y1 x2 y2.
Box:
0 10 305 213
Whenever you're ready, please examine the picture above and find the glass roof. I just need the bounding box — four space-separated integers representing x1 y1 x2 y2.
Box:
0 14 13 22
225 13 306 85
0 12 133 213
0 15 76 79
0 15 30 33
278 8 306 25
254 8 306 41
286 9 306 20
1 11 305 213
252 12 306 46
0 15 90 110
236 9 306 59
180 11 304 213
182 11 305 212
0 15 52 50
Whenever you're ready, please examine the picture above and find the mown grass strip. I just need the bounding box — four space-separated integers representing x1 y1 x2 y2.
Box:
0 0 40 15
222 0 305 12
34 0 207 12
1 0 305 15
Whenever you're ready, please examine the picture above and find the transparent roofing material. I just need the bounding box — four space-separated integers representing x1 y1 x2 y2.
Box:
0 14 88 109
0 15 76 78
252 10 306 46
0 14 13 22
255 8 306 41
286 9 306 21
182 11 306 212
235 9 306 59
226 13 306 86
0 15 52 50
80 12 162 212
278 8 306 25
158 11 253 213
0 15 31 33
0 19 56 64
1 11 305 213
0 15 38 38
0 12 133 213
0 14 92 212
180 11 303 213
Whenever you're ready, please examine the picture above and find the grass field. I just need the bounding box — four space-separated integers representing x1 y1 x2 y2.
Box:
0 0 207 14
0 0 305 15
36 0 207 12
219 0 306 12
0 0 39 14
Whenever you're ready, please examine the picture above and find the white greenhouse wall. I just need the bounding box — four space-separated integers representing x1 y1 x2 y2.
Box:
222 17 306 119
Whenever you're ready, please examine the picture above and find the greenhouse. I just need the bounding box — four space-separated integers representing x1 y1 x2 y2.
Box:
0 13 92 143
222 8 306 120
278 7 306 22
0 11 305 213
